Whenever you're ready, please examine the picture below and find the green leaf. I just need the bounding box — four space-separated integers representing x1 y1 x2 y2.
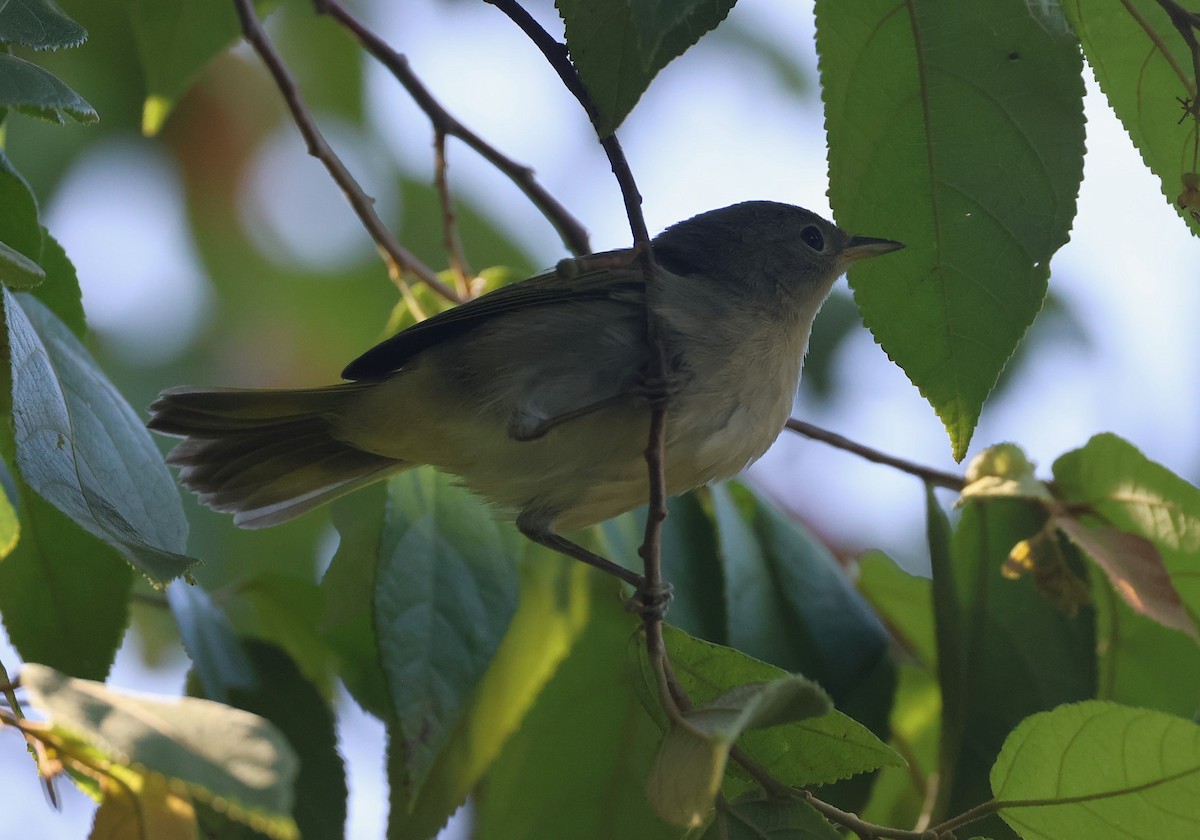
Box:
29 227 85 337
0 52 96 123
700 796 842 840
0 0 87 50
1062 1 1200 236
710 481 895 757
1053 433 1200 631
373 468 520 806
388 550 592 839
0 480 17 558
166 583 256 704
1092 574 1200 717
128 0 277 134
816 0 1085 459
0 240 44 289
470 592 679 840
0 148 42 271
5 289 198 584
556 0 737 135
663 627 904 787
188 642 346 840
992 701 1200 839
648 676 832 827
856 552 936 667
21 662 299 840
322 482 390 719
0 487 131 680
945 500 1096 836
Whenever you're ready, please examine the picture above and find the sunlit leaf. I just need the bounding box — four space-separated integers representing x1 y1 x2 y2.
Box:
1062 1 1200 236
1053 433 1200 629
90 773 197 840
21 663 299 839
817 0 1085 458
992 701 1200 839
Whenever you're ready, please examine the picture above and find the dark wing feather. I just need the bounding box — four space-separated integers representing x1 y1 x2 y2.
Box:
341 261 646 381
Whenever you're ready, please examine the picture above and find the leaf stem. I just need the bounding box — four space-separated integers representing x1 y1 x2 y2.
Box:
231 0 463 303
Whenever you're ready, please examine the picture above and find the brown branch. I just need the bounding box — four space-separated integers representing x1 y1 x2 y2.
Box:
483 0 677 721
433 130 472 296
784 419 965 491
312 0 592 258
232 0 463 304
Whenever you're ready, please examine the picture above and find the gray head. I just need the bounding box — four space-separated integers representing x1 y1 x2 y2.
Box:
652 201 902 300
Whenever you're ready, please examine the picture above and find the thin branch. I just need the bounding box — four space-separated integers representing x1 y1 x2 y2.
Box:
433 130 472 296
785 419 965 491
483 0 676 721
232 0 463 304
803 791 934 840
313 0 592 257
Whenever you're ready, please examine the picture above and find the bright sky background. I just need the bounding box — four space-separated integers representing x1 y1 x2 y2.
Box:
4 1 1199 837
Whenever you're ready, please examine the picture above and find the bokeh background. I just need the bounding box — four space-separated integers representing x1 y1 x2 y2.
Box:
1 0 1197 836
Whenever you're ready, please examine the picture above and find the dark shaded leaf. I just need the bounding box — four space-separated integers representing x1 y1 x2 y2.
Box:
0 52 96 123
0 0 87 50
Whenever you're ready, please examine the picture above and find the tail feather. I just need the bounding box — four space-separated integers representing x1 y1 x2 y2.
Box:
149 385 405 528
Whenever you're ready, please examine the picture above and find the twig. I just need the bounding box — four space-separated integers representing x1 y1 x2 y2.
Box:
804 791 935 839
1155 0 1200 113
784 419 965 491
433 130 472 296
312 0 592 257
232 0 463 304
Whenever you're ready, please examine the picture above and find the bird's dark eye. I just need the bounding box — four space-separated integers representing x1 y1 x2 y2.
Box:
801 225 824 251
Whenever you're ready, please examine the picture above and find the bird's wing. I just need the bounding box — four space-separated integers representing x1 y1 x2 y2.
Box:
342 259 646 381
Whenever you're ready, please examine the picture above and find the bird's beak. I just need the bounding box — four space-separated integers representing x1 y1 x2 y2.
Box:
842 235 905 263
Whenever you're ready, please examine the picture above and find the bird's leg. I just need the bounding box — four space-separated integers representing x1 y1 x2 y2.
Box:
518 520 644 589
517 517 674 619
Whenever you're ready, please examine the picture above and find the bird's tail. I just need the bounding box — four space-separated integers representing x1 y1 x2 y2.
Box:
148 384 405 529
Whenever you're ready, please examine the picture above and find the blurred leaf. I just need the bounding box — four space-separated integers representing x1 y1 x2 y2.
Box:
1062 1 1200 236
856 551 936 667
166 582 256 704
799 291 859 401
556 0 737 135
599 491 727 643
90 773 196 840
699 796 841 839
946 500 1096 837
390 551 592 839
0 240 44 288
224 573 337 693
1056 516 1197 639
661 627 904 788
0 0 87 50
323 481 390 719
1092 575 1200 717
373 468 520 806
275 0 363 121
648 676 832 827
817 0 1085 459
0 480 17 558
30 227 85 336
187 641 346 840
1053 433 1200 627
0 486 130 680
992 701 1200 839
472 590 678 840
21 662 299 840
0 52 96 123
128 0 278 134
0 148 42 269
959 443 1052 505
711 482 893 710
5 290 198 584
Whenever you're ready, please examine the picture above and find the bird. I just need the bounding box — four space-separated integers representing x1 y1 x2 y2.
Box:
148 201 902 581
